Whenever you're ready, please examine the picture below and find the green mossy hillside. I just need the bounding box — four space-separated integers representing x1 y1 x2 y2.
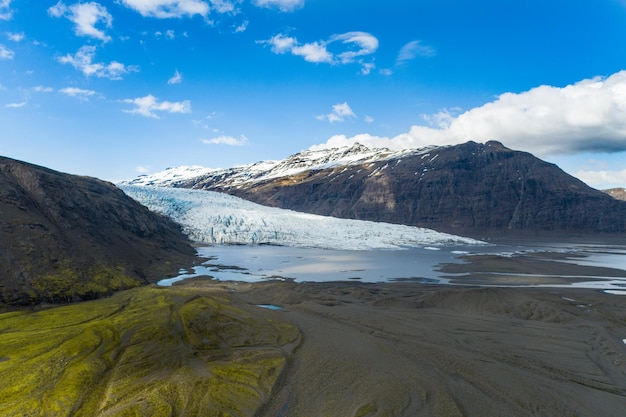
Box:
0 286 298 417
30 263 142 304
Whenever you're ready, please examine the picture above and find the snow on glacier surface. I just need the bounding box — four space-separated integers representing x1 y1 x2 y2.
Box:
119 185 484 250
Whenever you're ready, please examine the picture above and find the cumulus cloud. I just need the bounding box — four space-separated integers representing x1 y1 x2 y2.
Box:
234 20 248 32
59 87 96 100
263 33 296 53
395 40 436 66
259 31 378 72
311 71 626 157
122 94 191 118
58 45 139 79
6 32 24 42
316 102 356 123
291 41 332 63
202 134 249 146
0 0 13 20
120 0 210 18
168 69 182 84
48 1 113 42
0 44 13 59
209 0 237 13
253 0 303 12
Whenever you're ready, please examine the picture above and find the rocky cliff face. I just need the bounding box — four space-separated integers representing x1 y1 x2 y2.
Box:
167 141 626 236
0 156 196 306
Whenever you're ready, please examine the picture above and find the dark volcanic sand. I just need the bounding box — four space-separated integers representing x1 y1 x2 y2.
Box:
178 278 626 417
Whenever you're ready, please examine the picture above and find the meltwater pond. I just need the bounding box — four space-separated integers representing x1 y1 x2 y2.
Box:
160 245 466 285
159 242 626 292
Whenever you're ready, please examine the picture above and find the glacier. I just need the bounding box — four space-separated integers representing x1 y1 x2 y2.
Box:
119 185 485 250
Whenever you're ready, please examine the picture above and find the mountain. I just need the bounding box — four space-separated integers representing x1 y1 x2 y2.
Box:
0 156 196 306
125 141 626 236
604 188 626 201
120 185 484 250
126 142 406 189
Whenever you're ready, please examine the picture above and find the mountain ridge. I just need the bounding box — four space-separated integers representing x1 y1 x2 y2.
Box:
125 141 626 236
125 142 434 189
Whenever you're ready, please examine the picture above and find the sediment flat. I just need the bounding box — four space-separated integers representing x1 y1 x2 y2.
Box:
181 278 626 417
2 252 625 417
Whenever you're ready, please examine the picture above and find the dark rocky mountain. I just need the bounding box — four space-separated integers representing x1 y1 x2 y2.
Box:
129 141 626 237
0 156 196 307
604 188 626 201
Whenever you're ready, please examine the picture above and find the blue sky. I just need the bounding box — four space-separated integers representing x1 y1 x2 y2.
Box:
1 0 626 188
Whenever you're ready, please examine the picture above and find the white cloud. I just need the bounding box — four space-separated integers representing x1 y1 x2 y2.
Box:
260 31 378 72
292 41 332 63
155 29 176 39
209 0 237 13
122 94 191 118
0 44 13 59
364 115 374 123
311 71 626 157
576 168 626 189
360 62 375 75
192 112 217 128
262 33 297 53
33 85 54 93
0 0 13 20
317 102 356 123
6 32 24 42
48 1 113 42
329 32 378 64
234 20 248 32
253 0 303 12
136 165 151 173
168 69 182 84
58 45 139 79
120 0 210 18
59 87 96 100
396 40 436 66
202 134 249 146
5 101 27 108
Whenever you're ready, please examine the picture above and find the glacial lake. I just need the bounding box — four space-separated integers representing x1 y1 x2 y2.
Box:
159 242 626 293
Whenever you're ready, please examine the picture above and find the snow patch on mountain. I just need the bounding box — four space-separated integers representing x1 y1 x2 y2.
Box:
122 143 439 188
119 185 484 250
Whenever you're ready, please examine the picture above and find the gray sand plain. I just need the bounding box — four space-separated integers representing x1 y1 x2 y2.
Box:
175 277 626 417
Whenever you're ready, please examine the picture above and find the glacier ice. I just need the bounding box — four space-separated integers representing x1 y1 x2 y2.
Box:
119 185 485 250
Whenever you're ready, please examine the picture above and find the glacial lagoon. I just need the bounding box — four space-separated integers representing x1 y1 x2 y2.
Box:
159 242 626 294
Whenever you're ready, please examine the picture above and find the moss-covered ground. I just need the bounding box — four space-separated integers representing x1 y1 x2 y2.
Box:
0 285 298 417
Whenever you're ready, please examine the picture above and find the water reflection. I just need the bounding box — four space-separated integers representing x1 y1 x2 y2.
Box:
158 242 626 292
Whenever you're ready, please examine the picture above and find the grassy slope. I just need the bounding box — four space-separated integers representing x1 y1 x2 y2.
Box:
0 286 298 417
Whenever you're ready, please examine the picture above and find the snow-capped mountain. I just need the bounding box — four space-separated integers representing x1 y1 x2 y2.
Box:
123 141 626 234
123 142 436 189
119 185 484 250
